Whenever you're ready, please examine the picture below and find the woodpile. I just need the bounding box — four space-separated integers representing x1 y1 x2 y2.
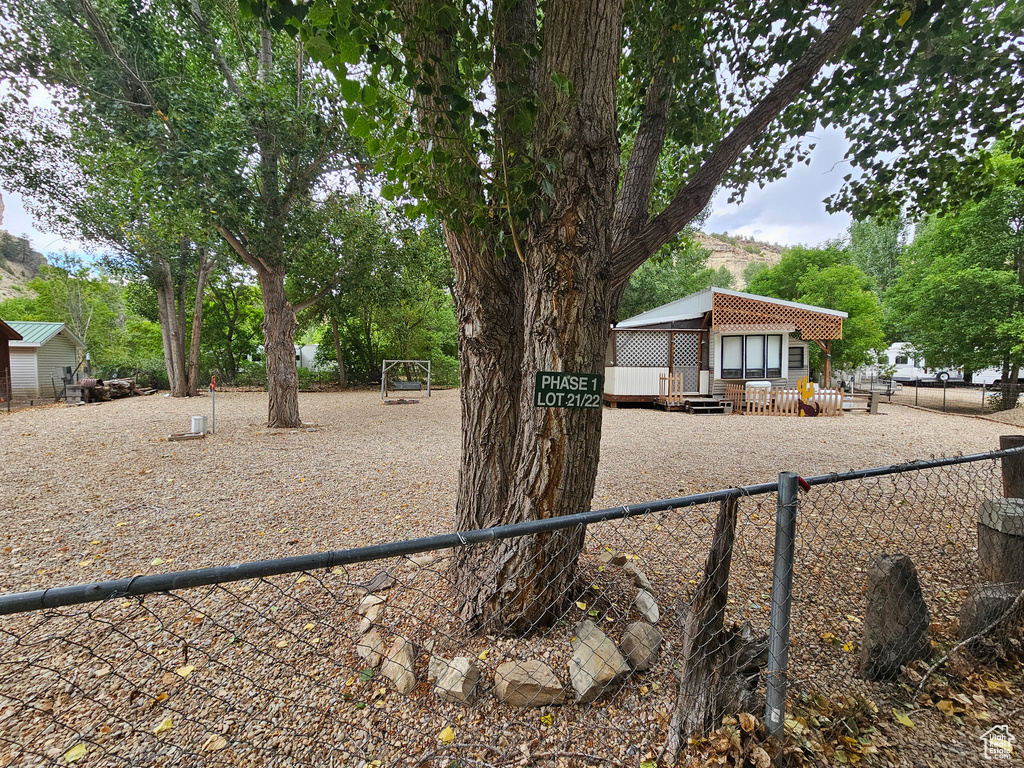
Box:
75 378 151 403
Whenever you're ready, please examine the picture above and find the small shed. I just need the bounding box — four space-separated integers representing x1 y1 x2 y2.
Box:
0 318 23 402
6 321 87 402
605 287 846 405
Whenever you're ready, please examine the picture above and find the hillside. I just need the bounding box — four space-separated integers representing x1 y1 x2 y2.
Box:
694 231 784 289
0 194 45 302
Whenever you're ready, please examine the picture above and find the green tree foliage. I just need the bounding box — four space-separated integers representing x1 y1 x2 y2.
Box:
709 265 734 289
847 217 909 299
822 1 1023 218
617 236 714 321
201 272 265 386
0 0 363 425
885 155 1024 388
301 208 458 385
746 244 847 301
797 264 884 373
0 255 163 375
745 245 884 374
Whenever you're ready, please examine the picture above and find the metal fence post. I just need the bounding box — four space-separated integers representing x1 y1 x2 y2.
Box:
765 471 799 740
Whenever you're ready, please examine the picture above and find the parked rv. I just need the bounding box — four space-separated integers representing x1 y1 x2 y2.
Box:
970 367 1023 386
882 342 962 384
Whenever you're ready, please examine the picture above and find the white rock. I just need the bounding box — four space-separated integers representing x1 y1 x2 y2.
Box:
597 549 627 567
356 630 385 668
434 656 480 704
619 621 663 671
380 637 418 694
493 660 567 707
357 595 385 616
634 589 660 624
623 561 652 590
569 620 630 704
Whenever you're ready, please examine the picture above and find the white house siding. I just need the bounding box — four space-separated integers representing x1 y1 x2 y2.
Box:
786 341 810 388
9 348 38 399
36 334 80 397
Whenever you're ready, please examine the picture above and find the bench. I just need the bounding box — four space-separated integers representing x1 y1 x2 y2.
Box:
391 380 422 392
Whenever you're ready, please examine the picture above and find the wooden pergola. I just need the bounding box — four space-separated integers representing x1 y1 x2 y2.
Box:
711 292 843 383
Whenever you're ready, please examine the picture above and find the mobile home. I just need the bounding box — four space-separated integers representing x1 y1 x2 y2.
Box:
605 287 846 405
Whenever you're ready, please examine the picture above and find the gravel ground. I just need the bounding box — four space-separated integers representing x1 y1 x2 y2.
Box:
1 391 1023 768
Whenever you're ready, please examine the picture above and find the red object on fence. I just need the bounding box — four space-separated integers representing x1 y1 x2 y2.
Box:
210 376 217 392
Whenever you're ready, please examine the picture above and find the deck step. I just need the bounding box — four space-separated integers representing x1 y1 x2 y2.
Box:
685 397 729 415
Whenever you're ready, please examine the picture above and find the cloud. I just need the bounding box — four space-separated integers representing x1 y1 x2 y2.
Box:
709 126 855 248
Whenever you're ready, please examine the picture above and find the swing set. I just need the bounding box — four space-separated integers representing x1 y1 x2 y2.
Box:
380 360 432 399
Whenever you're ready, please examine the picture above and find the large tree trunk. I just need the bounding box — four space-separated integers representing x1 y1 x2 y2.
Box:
186 248 213 396
331 315 347 387
258 263 301 427
158 258 188 397
155 279 177 393
452 0 622 633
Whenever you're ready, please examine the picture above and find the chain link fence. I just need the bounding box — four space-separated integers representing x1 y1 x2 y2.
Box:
858 380 1024 415
2 445 1023 767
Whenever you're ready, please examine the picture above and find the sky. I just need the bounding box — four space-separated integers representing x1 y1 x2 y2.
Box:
1 125 856 256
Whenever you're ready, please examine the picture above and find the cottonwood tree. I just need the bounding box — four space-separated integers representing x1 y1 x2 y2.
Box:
0 0 362 424
886 153 1024 405
255 0 1022 638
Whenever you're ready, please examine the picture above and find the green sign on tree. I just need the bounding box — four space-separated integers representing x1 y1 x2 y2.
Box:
534 372 603 409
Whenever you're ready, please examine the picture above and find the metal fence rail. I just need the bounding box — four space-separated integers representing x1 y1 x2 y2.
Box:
2 446 1023 767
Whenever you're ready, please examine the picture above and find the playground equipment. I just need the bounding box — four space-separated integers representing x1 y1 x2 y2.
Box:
381 360 431 400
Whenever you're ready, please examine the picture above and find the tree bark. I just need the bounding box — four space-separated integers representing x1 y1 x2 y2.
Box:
331 315 347 387
159 257 188 397
186 248 213 396
422 0 877 633
452 0 622 632
259 264 301 428
155 278 178 393
667 497 740 756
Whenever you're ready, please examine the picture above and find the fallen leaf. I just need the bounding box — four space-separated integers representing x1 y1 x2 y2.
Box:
750 746 771 768
175 665 195 678
893 709 914 728
936 700 956 716
160 672 178 686
738 712 756 732
153 716 173 735
477 650 489 660
296 576 309 584
303 623 315 631
63 744 88 763
987 679 1014 696
202 734 228 752
540 714 553 726
575 601 587 610
438 726 455 744
275 640 288 649
150 558 165 566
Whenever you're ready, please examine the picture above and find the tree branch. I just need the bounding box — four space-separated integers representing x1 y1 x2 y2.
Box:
188 0 245 100
611 69 669 254
611 0 878 281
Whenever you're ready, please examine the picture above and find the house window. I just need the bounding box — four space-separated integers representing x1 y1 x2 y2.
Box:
721 334 784 379
895 355 908 365
788 345 805 370
766 335 782 378
721 336 743 379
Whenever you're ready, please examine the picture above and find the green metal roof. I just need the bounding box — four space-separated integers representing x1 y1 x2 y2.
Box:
6 321 87 349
